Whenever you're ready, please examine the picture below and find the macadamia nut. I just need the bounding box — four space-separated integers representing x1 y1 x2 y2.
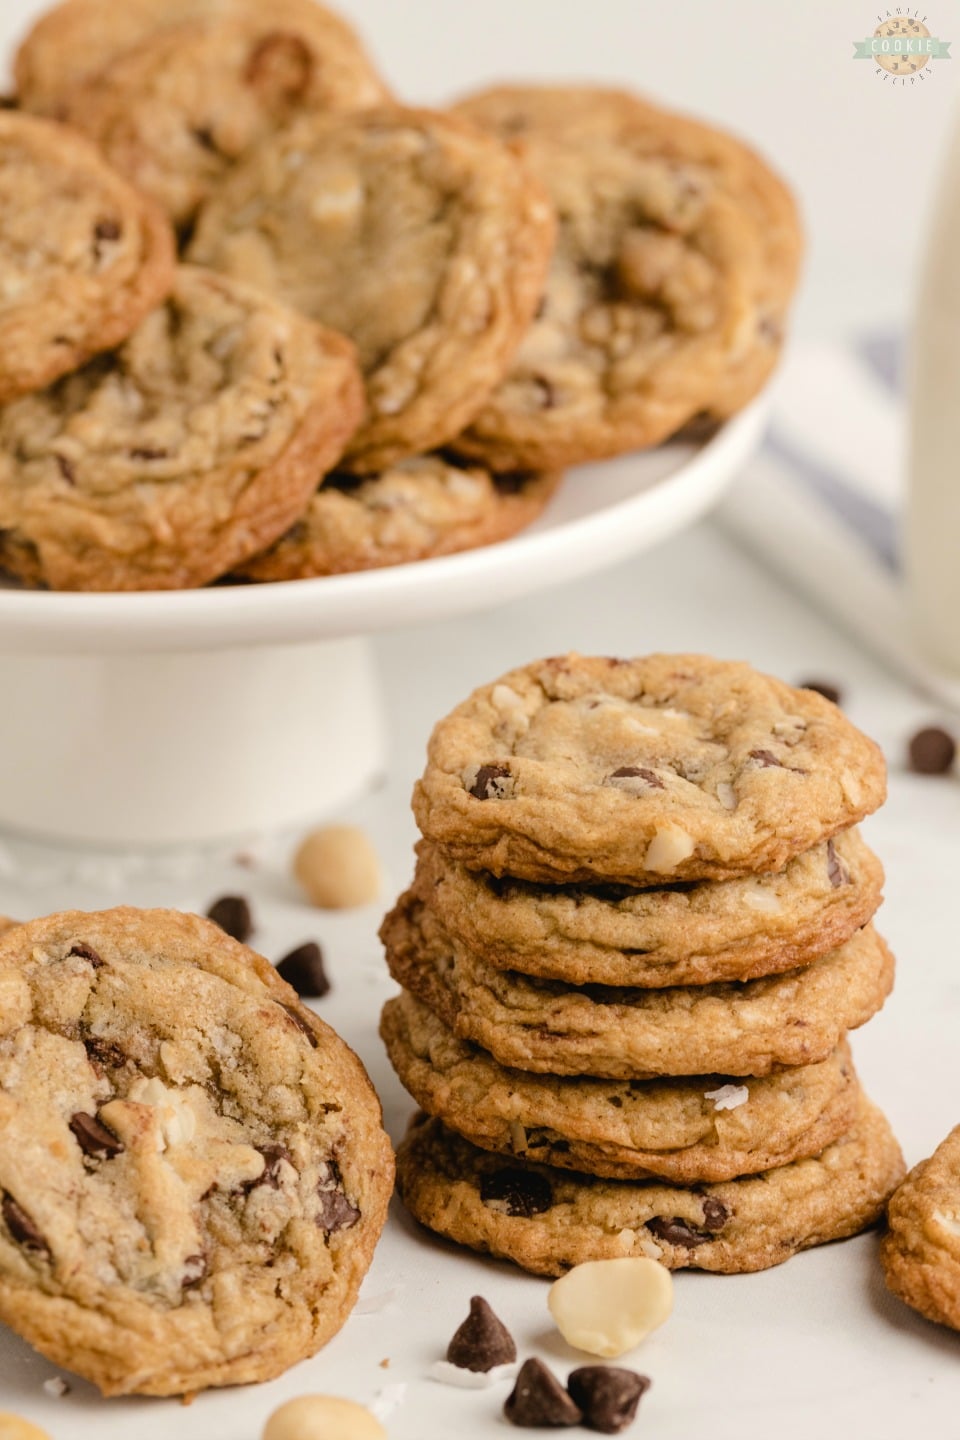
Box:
548 1256 673 1358
262 1395 386 1440
0 1416 53 1440
293 825 381 910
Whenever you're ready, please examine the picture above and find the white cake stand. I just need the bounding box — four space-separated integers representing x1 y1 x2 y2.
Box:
0 399 767 845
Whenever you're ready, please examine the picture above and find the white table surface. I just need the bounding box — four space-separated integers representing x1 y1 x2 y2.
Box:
0 516 957 1438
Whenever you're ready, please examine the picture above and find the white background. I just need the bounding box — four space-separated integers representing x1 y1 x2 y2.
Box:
0 2 958 1437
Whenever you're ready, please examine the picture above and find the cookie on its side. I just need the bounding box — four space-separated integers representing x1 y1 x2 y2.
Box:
15 0 387 118
382 894 894 1079
59 12 390 227
0 112 174 404
189 106 555 472
237 456 561 581
882 1125 960 1331
0 265 363 591
381 992 860 1182
0 907 394 1397
395 1103 904 1277
411 829 884 987
412 654 887 886
451 85 801 471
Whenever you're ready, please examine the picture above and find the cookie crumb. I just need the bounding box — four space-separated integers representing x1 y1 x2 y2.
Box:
293 826 381 909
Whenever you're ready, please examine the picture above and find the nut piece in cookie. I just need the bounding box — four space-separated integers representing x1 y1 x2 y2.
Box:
412 653 886 885
882 1123 960 1331
189 106 556 471
0 112 174 403
58 10 389 227
0 266 364 591
236 456 561 581
0 907 394 1395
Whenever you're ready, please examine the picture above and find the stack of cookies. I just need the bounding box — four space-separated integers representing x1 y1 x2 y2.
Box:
381 653 906 1276
0 0 801 590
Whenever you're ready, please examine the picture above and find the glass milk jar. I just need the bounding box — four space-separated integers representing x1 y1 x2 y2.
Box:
907 113 960 673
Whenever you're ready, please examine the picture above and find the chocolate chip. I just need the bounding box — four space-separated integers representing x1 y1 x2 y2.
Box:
908 725 956 775
55 454 76 486
182 1253 207 1288
701 1196 729 1231
191 125 222 153
826 838 850 888
493 472 530 497
69 1111 124 1159
83 1035 127 1070
205 895 252 942
254 1143 294 1188
748 749 784 768
468 763 513 800
480 1167 552 1218
606 765 665 790
129 447 170 461
94 219 121 243
316 1159 360 1233
68 942 102 967
799 678 842 706
646 1215 712 1248
280 1003 319 1048
446 1295 517 1372
244 31 313 101
276 942 329 998
567 1367 651 1435
532 374 557 409
1 1192 49 1257
504 1358 582 1428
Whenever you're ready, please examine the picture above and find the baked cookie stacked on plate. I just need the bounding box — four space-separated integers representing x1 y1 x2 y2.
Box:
382 653 905 1275
1 0 802 589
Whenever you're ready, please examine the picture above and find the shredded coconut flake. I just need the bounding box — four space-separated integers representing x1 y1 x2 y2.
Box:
370 1382 408 1421
42 1377 70 1398
430 1361 518 1389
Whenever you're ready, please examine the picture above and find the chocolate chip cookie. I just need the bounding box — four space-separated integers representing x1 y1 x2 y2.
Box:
237 456 561 581
59 11 390 227
188 106 555 471
412 654 887 886
0 265 363 591
410 829 883 987
0 112 174 404
395 1101 904 1276
0 907 394 1396
381 992 859 1182
451 86 801 470
381 893 894 1079
881 1125 960 1331
16 0 387 121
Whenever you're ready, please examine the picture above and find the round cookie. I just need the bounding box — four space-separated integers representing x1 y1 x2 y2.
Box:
0 265 363 591
237 457 561 581
59 12 390 227
0 112 174 404
381 992 860 1183
451 85 801 470
411 829 884 987
881 1125 960 1331
412 654 887 885
395 1102 904 1277
381 894 894 1079
15 0 387 119
188 106 555 472
0 907 394 1396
